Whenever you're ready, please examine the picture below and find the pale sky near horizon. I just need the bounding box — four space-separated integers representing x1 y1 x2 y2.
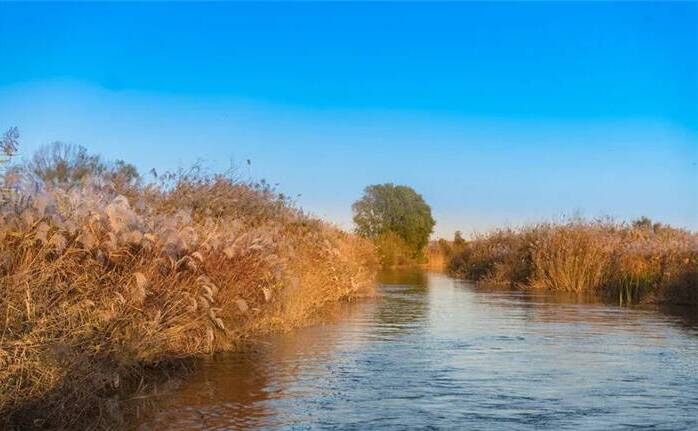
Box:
1 2 696 238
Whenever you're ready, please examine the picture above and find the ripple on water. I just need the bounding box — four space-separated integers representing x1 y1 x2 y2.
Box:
136 272 698 431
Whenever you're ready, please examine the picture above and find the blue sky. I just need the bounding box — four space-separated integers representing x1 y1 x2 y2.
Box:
1 2 696 237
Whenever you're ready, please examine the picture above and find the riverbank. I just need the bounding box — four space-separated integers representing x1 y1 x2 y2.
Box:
0 173 376 429
445 219 698 305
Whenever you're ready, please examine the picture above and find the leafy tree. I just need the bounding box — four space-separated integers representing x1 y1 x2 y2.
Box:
352 183 435 257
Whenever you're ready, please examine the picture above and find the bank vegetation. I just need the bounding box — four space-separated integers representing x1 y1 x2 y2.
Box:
0 133 376 429
444 218 697 305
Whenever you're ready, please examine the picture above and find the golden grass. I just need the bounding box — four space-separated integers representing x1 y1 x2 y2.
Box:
373 231 419 268
447 220 698 305
424 242 447 271
0 174 376 429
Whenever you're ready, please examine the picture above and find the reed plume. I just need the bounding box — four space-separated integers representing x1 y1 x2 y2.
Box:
0 166 376 429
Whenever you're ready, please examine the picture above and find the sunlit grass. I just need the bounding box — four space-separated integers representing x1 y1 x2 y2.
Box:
0 172 376 428
447 219 698 305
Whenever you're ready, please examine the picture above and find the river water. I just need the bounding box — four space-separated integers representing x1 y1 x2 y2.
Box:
136 270 698 430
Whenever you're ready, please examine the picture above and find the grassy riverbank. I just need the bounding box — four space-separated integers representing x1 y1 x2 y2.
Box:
0 171 376 429
445 219 698 305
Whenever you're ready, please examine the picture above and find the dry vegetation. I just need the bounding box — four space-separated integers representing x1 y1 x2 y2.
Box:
447 219 698 305
373 232 421 268
0 144 376 429
426 232 467 271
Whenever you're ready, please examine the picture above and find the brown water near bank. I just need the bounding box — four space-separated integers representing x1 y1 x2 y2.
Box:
133 270 698 430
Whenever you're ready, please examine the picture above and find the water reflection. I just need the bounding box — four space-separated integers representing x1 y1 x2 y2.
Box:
135 271 698 431
659 304 698 332
370 268 430 339
377 267 429 287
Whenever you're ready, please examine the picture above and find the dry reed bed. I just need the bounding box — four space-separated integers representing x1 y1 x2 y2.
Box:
0 176 376 429
447 220 698 305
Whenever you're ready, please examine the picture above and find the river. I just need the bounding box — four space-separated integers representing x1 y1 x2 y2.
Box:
135 270 698 430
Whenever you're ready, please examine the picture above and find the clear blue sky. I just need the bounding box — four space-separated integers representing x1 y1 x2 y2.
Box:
1 2 696 237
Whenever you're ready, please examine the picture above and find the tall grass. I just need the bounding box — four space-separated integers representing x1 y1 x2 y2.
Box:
447 219 698 305
0 170 376 428
425 235 466 271
374 231 419 268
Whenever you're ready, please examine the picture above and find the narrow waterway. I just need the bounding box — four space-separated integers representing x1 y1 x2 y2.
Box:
136 270 698 430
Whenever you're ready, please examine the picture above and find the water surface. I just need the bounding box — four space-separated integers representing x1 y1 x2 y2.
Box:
137 270 698 430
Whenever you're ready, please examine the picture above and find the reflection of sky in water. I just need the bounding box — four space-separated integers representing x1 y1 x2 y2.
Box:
137 272 698 430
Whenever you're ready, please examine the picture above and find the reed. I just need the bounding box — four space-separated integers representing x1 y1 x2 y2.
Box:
0 168 376 429
447 220 698 305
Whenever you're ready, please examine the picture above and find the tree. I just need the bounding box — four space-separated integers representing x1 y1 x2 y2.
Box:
110 159 142 188
26 142 140 188
453 230 466 246
1 127 20 199
632 216 653 230
28 142 104 186
1 127 19 158
352 183 435 257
